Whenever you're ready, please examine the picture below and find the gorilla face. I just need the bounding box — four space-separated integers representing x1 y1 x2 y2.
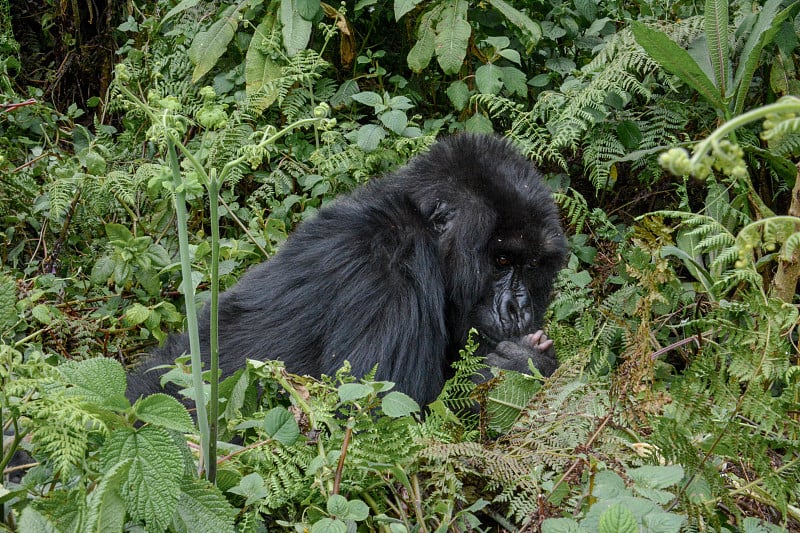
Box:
128 134 568 406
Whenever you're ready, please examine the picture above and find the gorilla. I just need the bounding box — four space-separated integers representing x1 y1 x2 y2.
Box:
128 134 568 406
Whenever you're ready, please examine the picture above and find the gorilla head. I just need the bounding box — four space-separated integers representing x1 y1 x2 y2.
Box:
127 134 568 406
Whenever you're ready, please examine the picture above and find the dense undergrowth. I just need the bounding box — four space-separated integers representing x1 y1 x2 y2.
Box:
1 0 800 531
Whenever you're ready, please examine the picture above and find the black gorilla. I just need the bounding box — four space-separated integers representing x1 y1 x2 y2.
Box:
128 134 568 406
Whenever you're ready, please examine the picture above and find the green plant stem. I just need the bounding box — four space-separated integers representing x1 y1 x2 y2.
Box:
207 169 220 483
690 97 800 168
167 137 211 476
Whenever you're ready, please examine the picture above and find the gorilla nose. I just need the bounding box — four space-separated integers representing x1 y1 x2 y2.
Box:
499 292 532 332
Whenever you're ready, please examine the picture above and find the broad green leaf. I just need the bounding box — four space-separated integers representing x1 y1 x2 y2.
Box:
311 518 347 533
189 5 240 82
501 66 527 97
85 459 131 533
345 499 369 521
124 303 151 326
628 464 684 489
394 0 422 20
326 494 349 517
446 80 470 110
434 3 470 74
704 0 730 95
380 109 408 135
134 393 195 432
0 274 17 332
475 63 504 94
541 517 585 533
733 0 799 115
407 7 438 72
263 406 300 445
351 91 383 107
60 357 128 405
245 16 283 106
105 222 133 242
598 504 638 533
163 0 200 23
227 472 268 506
616 120 642 149
356 124 387 151
31 303 54 324
172 478 237 533
486 0 541 47
338 382 374 401
465 112 494 134
381 391 420 417
281 0 313 57
486 371 539 432
631 21 726 112
295 0 321 19
101 426 184 532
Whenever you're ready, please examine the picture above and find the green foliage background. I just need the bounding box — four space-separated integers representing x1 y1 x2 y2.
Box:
1 0 800 531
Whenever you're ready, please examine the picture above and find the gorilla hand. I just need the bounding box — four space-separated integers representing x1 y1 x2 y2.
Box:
484 330 558 377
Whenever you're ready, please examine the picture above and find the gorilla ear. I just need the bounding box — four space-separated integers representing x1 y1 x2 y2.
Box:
429 201 455 235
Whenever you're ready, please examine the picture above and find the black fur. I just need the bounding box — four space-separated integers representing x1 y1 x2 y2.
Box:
127 134 568 406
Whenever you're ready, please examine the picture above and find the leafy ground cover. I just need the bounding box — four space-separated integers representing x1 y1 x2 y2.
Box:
1 0 799 531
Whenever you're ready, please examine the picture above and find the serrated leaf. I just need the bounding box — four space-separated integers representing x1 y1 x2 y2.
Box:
465 113 494 134
171 478 237 533
85 459 131 533
598 504 638 533
631 21 725 112
501 66 527 97
311 518 347 533
497 48 521 64
351 91 383 107
327 494 349 516
101 426 184 532
263 406 300 445
281 0 313 57
124 303 151 326
31 303 54 325
704 0 730 94
486 371 539 432
295 0 320 19
134 393 195 432
446 80 470 110
475 64 504 94
60 357 128 406
434 3 470 74
163 0 201 23
356 124 386 151
0 274 17 333
394 0 421 20
105 223 133 242
227 472 267 506
733 0 799 114
486 0 541 47
541 517 585 533
338 383 374 402
381 391 420 417
616 120 642 149
380 109 408 135
245 15 283 104
628 464 684 489
189 5 240 82
407 8 437 72
345 499 369 521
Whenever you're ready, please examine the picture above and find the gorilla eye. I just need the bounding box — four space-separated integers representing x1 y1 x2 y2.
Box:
495 255 512 268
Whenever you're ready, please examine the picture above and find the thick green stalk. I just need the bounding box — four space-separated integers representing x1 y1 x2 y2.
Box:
207 169 220 483
167 137 211 475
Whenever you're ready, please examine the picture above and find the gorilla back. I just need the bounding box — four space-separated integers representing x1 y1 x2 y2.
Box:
127 134 568 406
